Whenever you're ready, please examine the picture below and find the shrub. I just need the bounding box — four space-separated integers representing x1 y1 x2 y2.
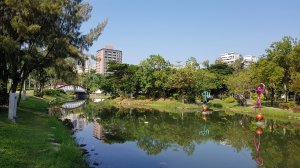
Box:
251 93 265 101
208 102 223 109
136 95 146 100
278 102 296 110
224 96 235 103
44 89 66 96
172 93 179 100
219 94 229 100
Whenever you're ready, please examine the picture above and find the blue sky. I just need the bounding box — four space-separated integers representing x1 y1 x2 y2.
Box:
81 0 300 65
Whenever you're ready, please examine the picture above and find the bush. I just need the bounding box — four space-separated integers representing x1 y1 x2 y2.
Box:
251 93 265 101
224 96 235 103
172 93 179 100
219 94 229 100
136 95 146 100
208 102 223 109
44 89 66 96
278 102 296 110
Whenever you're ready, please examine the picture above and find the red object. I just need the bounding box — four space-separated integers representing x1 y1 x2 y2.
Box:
256 113 264 121
202 105 208 111
256 127 263 135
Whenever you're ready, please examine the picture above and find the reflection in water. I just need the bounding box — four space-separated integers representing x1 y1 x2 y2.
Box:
199 111 212 136
61 100 86 109
254 121 266 166
93 119 104 142
57 100 300 168
61 113 88 131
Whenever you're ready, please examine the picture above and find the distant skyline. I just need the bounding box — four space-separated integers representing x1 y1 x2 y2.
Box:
81 0 300 65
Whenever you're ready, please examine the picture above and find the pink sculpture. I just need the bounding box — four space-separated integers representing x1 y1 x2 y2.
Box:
255 83 265 113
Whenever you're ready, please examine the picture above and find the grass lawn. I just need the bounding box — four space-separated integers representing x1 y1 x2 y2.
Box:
112 98 201 113
0 96 87 168
208 99 300 123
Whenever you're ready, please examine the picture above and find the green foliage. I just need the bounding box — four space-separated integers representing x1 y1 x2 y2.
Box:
224 96 236 103
0 0 107 104
136 95 147 100
207 102 223 109
168 67 197 102
219 93 229 100
82 70 104 93
209 63 234 76
225 70 255 95
278 102 296 110
251 93 265 101
43 89 66 96
172 93 180 99
139 55 171 98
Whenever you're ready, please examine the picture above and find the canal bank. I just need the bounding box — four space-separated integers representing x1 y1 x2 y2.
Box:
208 99 300 123
100 98 300 122
107 98 201 113
0 96 88 168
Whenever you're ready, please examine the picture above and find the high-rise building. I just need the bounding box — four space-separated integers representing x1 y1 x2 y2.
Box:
96 45 122 75
219 52 242 64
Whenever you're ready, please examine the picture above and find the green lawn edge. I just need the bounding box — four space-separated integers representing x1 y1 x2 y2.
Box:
208 99 300 123
107 98 300 123
0 96 87 168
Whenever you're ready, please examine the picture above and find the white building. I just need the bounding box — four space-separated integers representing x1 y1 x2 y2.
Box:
76 57 93 74
219 52 242 64
96 45 122 75
243 55 257 67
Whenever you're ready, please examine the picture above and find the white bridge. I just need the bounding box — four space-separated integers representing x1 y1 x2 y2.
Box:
57 85 87 93
61 100 86 109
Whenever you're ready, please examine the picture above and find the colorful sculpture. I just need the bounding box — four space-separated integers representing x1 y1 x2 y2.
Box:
255 83 265 112
256 113 264 121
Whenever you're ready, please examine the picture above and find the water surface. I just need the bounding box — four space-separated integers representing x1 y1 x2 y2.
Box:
62 101 300 168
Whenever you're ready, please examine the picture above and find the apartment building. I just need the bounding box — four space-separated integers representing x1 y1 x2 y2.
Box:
219 52 257 67
243 55 257 67
96 45 122 75
219 52 242 64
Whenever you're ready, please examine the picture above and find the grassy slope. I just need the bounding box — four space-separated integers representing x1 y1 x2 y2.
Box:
0 96 87 168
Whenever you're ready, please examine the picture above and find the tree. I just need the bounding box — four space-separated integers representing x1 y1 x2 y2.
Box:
185 57 200 69
196 69 221 93
82 70 103 93
225 70 255 105
251 59 284 106
264 36 298 102
168 67 197 102
0 0 107 119
208 62 234 96
230 57 244 71
104 62 141 97
139 55 171 98
201 60 210 69
48 58 80 87
290 70 300 101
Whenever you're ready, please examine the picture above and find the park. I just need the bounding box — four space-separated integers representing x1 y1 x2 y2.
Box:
1 0 300 168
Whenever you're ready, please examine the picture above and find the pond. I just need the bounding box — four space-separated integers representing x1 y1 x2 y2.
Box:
60 100 300 168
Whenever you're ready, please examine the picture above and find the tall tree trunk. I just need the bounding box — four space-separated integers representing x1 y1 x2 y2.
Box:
17 78 25 106
10 77 20 93
0 52 9 105
294 92 297 102
284 84 288 103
